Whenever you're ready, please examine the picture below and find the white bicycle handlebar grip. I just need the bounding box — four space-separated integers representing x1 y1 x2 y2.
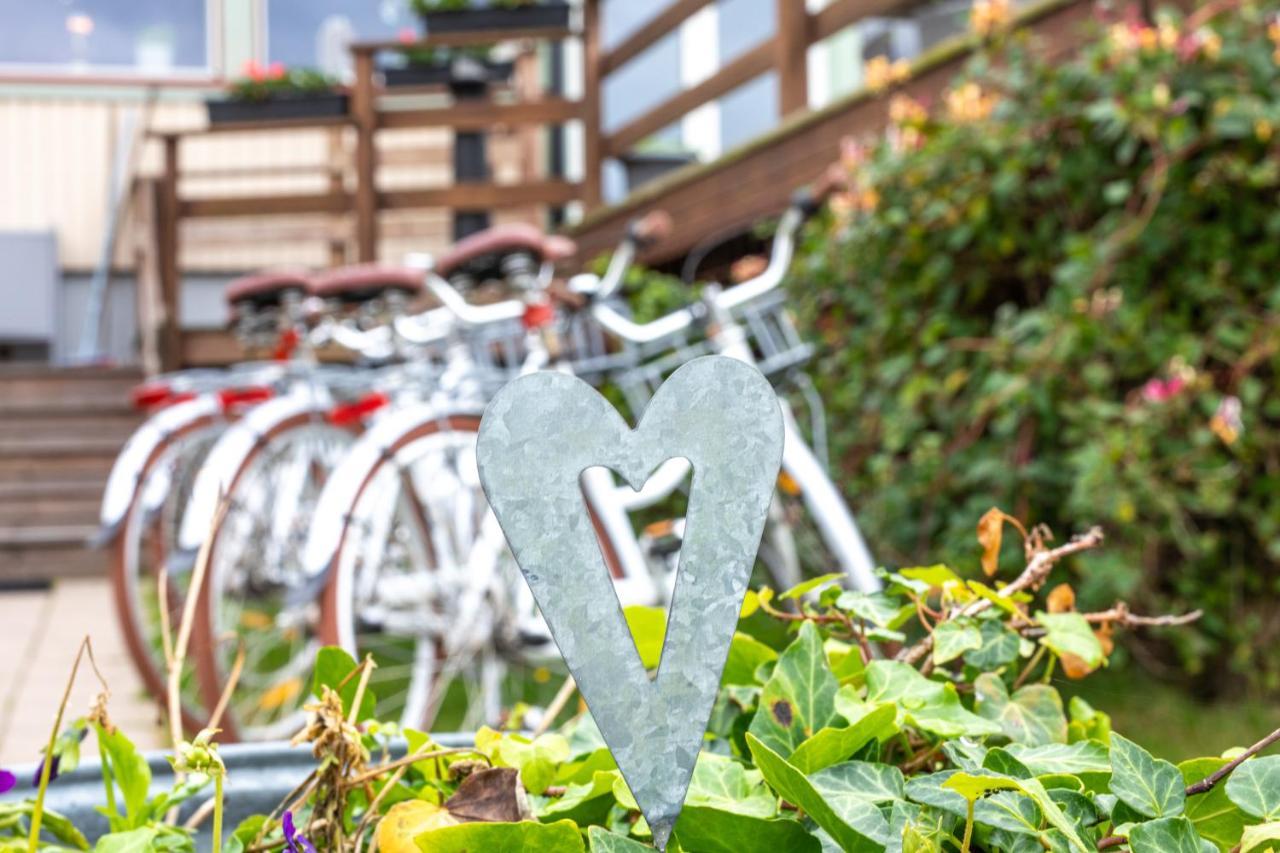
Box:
424 275 525 327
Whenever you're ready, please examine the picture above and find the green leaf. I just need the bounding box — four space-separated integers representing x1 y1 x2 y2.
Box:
414 819 586 852
1240 821 1280 853
789 704 898 774
864 661 1001 738
1226 756 1280 820
975 791 1042 835
311 646 376 722
973 673 1067 746
1036 611 1104 668
723 632 778 686
96 724 152 829
674 806 823 853
746 733 884 852
941 772 1024 801
747 622 838 756
1005 741 1111 775
91 829 158 853
836 591 913 629
538 770 618 825
623 606 667 670
942 773 1092 853
811 761 905 806
684 752 777 818
1180 757 1248 851
964 619 1022 669
1110 733 1186 819
780 573 846 600
587 828 651 853
1128 816 1204 853
932 620 983 665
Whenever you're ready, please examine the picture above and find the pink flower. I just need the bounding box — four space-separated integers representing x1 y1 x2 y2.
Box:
1141 376 1185 403
398 27 418 44
243 59 265 82
267 62 286 80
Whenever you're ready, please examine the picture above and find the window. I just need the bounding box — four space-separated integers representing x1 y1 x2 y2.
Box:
0 0 211 74
267 0 410 71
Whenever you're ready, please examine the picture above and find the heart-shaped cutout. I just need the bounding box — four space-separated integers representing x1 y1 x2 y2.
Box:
476 356 783 849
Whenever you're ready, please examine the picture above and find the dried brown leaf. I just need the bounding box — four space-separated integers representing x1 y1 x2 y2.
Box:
1046 583 1076 614
444 767 532 823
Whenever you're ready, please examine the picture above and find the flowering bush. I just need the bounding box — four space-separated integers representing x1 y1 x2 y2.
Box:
793 1 1280 695
2 518 1278 851
226 62 337 102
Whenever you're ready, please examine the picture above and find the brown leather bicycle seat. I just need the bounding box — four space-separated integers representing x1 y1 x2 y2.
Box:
311 264 425 302
434 224 578 279
224 269 313 308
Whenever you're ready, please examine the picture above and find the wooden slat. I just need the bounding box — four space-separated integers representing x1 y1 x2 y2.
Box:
382 180 581 210
179 192 351 218
377 97 581 130
353 51 379 262
183 114 352 136
582 0 603 208
776 0 811 115
811 0 907 43
603 37 775 156
600 0 713 75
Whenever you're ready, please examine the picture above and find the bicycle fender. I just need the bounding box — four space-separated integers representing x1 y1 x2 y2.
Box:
97 395 223 541
175 387 333 555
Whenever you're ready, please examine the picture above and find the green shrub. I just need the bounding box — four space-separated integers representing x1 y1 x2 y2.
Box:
792 2 1280 695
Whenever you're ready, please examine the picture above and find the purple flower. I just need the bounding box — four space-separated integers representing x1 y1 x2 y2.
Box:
0 770 16 794
282 811 316 853
33 725 88 787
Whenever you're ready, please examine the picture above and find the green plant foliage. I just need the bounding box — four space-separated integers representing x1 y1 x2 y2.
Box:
226 65 337 102
790 1 1280 695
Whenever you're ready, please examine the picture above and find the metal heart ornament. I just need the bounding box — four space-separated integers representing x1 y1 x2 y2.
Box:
476 356 783 849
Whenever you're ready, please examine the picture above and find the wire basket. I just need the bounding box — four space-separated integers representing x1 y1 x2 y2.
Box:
611 289 814 421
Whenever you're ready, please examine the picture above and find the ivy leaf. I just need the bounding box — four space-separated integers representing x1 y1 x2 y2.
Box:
413 819 585 852
683 752 777 819
723 632 778 686
92 829 159 852
1005 741 1112 775
747 622 838 757
587 827 652 852
942 773 1092 853
1109 733 1186 818
941 772 1024 801
964 619 1022 669
1180 757 1248 851
973 673 1068 746
836 591 914 629
1225 756 1280 820
974 791 1042 836
1128 816 1204 853
311 646 376 722
537 770 617 825
865 661 1001 738
810 761 905 807
746 733 885 852
673 806 823 853
1036 611 1105 669
1240 821 1280 853
622 606 667 670
932 620 983 665
789 704 898 774
780 573 846 600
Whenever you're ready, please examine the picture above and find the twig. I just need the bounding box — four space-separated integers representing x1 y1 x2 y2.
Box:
348 747 488 788
898 527 1105 665
206 639 246 733
1080 603 1203 628
28 637 108 853
157 566 174 666
1185 724 1280 796
532 676 578 738
347 655 377 728
181 795 217 830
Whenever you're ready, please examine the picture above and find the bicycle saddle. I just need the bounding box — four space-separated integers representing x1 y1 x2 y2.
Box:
311 264 426 303
224 269 313 308
434 223 577 282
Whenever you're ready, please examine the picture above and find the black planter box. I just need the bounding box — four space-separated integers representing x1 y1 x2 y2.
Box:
620 151 698 192
420 3 571 33
205 92 349 125
381 59 514 89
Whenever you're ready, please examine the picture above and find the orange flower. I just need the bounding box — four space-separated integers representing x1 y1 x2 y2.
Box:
945 82 999 122
970 0 1012 37
889 93 928 126
864 55 911 93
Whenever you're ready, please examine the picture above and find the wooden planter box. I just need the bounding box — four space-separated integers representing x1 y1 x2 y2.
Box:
205 92 349 125
382 59 514 89
419 3 571 33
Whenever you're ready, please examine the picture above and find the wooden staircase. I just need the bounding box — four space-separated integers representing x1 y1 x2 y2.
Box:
0 366 142 583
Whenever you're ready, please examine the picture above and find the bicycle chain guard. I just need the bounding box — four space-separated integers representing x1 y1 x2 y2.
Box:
476 355 783 850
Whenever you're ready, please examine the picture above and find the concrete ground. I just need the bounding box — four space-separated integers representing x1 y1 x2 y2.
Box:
0 577 167 766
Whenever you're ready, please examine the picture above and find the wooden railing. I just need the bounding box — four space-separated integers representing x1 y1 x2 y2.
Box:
581 0 886 207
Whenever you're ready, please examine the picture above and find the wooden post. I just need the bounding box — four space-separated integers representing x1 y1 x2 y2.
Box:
352 49 379 262
133 179 161 376
156 135 182 370
581 0 603 209
326 127 347 266
776 0 810 116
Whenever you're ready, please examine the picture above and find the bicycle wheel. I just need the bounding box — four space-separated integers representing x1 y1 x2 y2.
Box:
319 414 594 732
192 410 357 741
108 407 227 732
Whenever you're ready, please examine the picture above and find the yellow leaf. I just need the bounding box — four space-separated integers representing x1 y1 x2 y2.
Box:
257 678 301 711
977 507 1006 577
376 800 459 853
1059 651 1096 680
1046 584 1076 614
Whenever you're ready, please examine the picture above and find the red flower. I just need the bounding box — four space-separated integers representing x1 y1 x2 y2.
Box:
267 61 286 80
243 59 265 82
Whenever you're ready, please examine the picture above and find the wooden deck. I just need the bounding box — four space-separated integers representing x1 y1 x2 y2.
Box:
569 0 1095 267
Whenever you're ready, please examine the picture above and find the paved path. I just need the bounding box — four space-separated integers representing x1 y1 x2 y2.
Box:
0 578 166 766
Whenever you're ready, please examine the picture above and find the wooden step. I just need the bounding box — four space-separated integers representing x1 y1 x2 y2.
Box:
0 398 136 418
0 480 105 502
0 437 127 458
0 455 115 481
0 498 101 527
0 525 96 548
0 542 104 582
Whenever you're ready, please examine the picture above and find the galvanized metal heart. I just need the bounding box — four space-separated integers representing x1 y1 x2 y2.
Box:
476 356 783 849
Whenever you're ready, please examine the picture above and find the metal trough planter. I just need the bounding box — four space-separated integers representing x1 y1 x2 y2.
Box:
1 734 473 848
